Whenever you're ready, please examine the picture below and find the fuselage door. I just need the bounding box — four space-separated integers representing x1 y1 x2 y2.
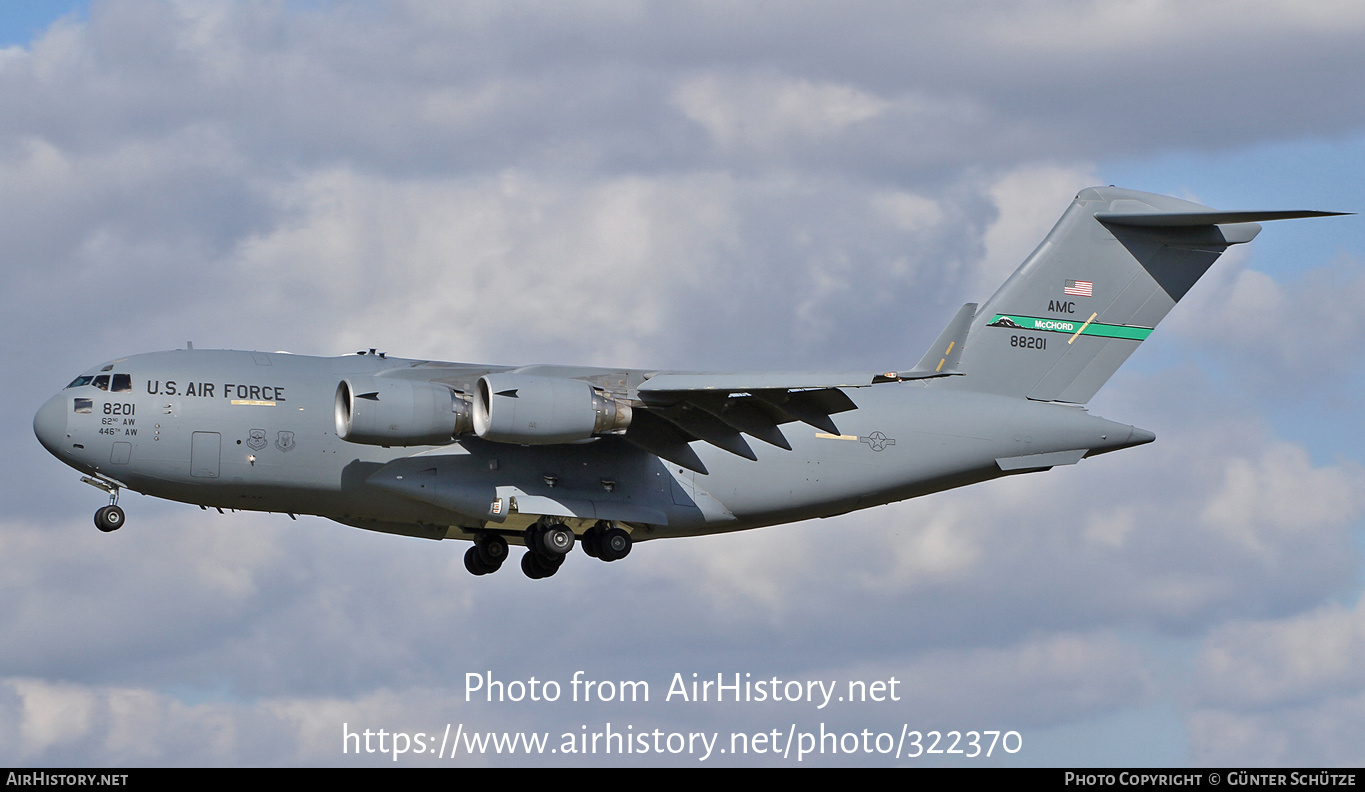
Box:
190 432 221 478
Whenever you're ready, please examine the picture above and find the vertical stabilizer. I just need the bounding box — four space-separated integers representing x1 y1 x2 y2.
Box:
949 187 1343 403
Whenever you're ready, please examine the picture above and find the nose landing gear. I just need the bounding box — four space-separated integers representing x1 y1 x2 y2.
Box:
95 504 125 532
82 474 126 533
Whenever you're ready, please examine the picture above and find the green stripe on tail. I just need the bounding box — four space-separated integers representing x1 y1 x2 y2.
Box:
987 314 1153 341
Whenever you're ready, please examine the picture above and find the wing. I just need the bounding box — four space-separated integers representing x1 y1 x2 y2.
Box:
624 304 981 474
625 373 864 474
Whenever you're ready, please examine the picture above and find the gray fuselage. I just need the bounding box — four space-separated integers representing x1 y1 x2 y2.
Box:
34 348 1149 545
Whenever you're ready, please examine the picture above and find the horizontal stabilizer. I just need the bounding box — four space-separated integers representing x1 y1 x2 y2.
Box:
1095 209 1349 227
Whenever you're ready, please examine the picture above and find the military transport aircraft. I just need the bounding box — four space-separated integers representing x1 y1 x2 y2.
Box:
33 187 1346 579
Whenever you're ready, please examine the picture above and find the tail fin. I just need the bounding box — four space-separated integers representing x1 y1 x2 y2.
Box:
950 186 1345 403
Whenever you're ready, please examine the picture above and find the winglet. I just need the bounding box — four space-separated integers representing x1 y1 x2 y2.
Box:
889 302 976 381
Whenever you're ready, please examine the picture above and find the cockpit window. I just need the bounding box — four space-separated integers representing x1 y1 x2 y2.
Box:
112 374 132 393
93 375 110 391
74 398 92 414
66 375 93 389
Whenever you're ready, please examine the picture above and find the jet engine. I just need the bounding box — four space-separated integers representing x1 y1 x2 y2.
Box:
335 378 472 446
473 373 631 444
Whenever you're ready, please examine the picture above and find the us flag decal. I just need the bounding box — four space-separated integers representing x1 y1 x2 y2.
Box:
1064 279 1093 297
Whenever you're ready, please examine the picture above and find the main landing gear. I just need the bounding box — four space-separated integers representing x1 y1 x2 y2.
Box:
462 519 634 579
520 521 574 580
580 520 632 562
464 531 510 576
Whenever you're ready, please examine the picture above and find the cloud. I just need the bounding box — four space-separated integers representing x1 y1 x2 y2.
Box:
1188 592 1365 765
1171 255 1365 384
1199 443 1365 558
0 677 465 766
1196 595 1365 710
974 164 1098 292
230 168 744 366
674 73 891 152
6 0 1364 180
1187 692 1365 767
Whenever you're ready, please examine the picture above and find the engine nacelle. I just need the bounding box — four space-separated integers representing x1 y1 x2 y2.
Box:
473 373 631 445
335 377 471 446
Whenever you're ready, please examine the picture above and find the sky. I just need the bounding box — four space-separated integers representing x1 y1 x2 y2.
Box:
2 0 1364 767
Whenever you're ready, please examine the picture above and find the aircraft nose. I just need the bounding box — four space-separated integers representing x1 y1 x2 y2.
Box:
33 392 68 455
